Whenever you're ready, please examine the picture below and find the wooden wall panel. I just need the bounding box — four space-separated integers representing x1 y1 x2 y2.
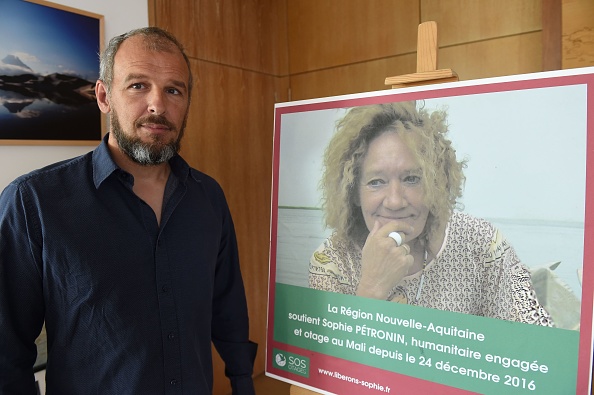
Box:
287 0 419 74
421 0 542 46
440 32 543 81
290 53 416 101
154 0 288 75
562 0 594 68
288 0 544 98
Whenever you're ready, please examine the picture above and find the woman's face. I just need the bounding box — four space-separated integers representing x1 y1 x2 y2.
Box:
357 131 429 242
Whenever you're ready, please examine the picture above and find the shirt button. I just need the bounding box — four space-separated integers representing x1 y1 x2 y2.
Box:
168 332 176 340
161 285 169 293
170 379 178 386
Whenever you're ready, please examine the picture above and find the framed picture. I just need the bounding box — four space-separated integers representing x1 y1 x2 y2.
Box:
267 67 594 395
0 0 104 145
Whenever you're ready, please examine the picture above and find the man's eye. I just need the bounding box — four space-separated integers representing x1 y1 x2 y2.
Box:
167 88 181 95
130 83 144 89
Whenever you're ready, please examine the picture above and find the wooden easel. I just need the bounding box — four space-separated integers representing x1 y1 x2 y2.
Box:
288 21 456 395
385 21 458 88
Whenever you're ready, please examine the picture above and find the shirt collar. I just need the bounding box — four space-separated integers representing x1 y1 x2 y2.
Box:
92 133 192 188
168 153 191 183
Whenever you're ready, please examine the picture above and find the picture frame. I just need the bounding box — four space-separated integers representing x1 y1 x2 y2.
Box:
0 0 104 145
267 67 594 395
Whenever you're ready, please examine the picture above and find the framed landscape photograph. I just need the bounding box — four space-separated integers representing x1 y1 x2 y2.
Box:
267 67 594 395
0 0 104 145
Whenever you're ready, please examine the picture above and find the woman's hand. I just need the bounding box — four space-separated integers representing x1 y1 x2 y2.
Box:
356 221 414 299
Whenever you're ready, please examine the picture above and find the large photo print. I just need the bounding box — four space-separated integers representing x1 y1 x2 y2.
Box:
267 68 594 395
0 0 103 144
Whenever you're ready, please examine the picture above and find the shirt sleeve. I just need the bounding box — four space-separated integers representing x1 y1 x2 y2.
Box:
210 193 257 395
0 182 45 394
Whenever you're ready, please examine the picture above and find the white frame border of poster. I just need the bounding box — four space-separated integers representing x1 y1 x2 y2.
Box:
267 66 594 395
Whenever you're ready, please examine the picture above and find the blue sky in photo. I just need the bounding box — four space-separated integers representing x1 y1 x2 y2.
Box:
0 0 100 81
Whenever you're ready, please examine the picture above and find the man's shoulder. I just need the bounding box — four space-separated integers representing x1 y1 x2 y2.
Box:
183 167 233 214
9 152 92 190
187 166 223 191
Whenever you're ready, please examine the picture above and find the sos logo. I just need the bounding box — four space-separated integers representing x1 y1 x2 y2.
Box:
272 348 309 378
288 356 307 370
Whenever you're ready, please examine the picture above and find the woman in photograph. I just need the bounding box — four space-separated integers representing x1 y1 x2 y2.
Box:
309 101 553 326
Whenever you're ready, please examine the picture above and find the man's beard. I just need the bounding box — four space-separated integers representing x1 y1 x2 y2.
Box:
110 111 185 166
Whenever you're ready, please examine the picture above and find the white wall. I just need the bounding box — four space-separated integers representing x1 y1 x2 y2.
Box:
0 0 148 191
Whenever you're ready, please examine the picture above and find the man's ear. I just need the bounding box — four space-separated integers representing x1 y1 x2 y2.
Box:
95 80 111 114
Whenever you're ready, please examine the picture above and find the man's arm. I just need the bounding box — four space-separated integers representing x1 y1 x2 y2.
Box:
0 182 45 394
210 200 257 395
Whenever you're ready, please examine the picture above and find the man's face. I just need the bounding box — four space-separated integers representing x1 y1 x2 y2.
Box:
106 35 191 165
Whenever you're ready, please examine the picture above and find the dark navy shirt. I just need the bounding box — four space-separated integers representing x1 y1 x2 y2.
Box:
0 135 256 394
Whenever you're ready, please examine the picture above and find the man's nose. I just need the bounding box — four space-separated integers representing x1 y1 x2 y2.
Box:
147 91 166 115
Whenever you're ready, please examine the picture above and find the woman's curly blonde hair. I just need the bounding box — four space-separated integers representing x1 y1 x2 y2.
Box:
320 101 466 248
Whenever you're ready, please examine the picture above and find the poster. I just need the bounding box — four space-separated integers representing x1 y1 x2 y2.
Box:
266 67 594 395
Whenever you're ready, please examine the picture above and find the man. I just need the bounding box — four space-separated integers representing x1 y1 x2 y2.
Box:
0 27 257 394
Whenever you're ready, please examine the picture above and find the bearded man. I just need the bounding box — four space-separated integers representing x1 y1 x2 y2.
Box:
0 27 256 395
